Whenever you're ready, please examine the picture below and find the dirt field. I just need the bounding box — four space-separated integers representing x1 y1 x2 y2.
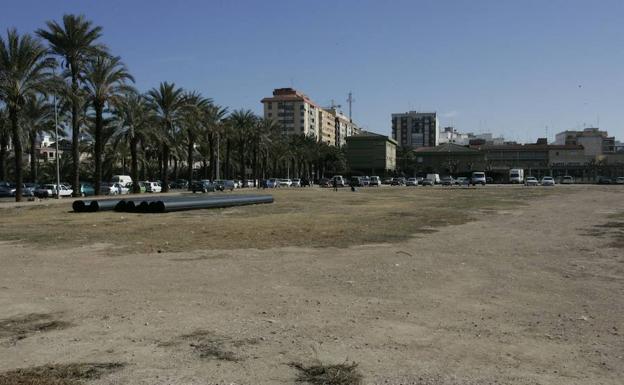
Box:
0 185 622 385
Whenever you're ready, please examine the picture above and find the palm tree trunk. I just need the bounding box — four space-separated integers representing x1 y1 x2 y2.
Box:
208 135 215 179
162 143 170 192
29 131 37 183
71 72 81 197
252 144 258 186
94 102 103 196
130 136 139 193
0 131 7 181
10 109 23 202
225 139 231 179
187 133 194 189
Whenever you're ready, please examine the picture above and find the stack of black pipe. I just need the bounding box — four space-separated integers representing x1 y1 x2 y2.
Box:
73 195 273 213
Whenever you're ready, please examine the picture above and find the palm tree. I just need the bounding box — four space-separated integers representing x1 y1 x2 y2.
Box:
0 29 55 201
181 91 211 187
0 107 8 181
228 109 256 183
114 90 153 193
22 96 54 183
197 104 227 179
37 14 107 196
146 82 186 192
82 54 133 195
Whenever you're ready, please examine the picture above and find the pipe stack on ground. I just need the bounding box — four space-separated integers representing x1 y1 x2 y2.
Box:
73 194 273 213
72 199 121 212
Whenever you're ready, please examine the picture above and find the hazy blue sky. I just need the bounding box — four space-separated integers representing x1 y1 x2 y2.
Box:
2 0 623 142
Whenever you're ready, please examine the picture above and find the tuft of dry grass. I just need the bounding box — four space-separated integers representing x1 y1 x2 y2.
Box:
0 363 124 385
160 329 259 362
0 313 72 343
290 361 363 385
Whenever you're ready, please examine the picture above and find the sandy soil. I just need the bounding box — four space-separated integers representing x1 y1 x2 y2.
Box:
0 186 623 385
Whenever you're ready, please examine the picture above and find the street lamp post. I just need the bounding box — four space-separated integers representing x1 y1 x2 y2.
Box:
53 69 61 199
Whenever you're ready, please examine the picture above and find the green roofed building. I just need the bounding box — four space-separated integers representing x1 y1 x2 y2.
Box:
346 131 397 175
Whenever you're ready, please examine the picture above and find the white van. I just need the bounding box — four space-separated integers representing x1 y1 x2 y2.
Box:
471 171 486 185
112 175 133 187
426 173 441 184
509 168 524 184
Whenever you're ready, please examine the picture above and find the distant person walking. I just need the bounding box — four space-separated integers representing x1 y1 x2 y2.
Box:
333 178 338 192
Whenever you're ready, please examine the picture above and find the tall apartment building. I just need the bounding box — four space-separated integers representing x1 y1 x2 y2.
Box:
261 88 320 140
261 88 361 147
391 111 439 148
325 107 359 147
318 108 336 145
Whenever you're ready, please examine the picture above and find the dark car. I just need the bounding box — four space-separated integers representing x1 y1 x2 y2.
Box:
440 176 455 186
391 177 406 186
301 178 312 187
318 178 332 187
421 178 434 186
350 176 364 187
172 179 188 189
486 177 494 184
191 180 216 193
597 176 612 184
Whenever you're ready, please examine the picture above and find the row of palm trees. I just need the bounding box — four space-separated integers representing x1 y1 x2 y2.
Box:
0 14 346 201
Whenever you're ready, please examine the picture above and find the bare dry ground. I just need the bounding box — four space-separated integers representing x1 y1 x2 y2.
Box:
0 185 622 385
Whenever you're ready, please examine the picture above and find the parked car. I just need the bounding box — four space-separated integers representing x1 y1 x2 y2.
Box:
382 177 394 185
525 176 539 186
369 176 381 186
486 177 494 184
360 176 370 186
597 176 612 184
301 178 313 187
350 176 364 187
318 178 332 187
171 179 188 189
541 176 555 186
616 177 624 185
332 175 346 187
79 182 95 196
455 177 468 185
265 178 279 188
100 182 128 195
278 178 292 187
440 176 455 186
143 181 162 193
8 183 35 197
421 178 434 186
36 184 73 198
406 177 418 186
391 177 406 186
561 175 574 184
214 179 235 191
191 180 215 193
471 172 487 186
290 178 301 187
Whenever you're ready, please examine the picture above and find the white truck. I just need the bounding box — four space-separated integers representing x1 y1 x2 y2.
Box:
509 168 524 184
425 173 441 184
112 175 133 188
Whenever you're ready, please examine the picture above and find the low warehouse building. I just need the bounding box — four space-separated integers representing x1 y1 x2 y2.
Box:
346 131 397 175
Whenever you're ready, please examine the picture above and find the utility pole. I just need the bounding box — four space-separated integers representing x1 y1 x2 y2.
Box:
347 92 354 121
53 68 61 199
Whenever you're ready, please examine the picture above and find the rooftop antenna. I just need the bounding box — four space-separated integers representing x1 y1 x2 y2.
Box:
330 99 342 110
347 91 355 121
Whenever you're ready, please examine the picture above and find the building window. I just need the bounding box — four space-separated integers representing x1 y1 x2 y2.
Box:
268 113 272 117
267 102 272 109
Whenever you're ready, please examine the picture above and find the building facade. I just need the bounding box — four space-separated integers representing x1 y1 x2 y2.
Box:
346 131 396 175
261 88 320 140
391 111 439 148
554 128 615 156
325 107 359 147
318 108 336 146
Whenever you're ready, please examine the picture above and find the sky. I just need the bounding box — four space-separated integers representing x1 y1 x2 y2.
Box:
2 0 623 142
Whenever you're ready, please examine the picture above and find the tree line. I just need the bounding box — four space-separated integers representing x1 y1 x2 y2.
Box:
0 14 346 201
